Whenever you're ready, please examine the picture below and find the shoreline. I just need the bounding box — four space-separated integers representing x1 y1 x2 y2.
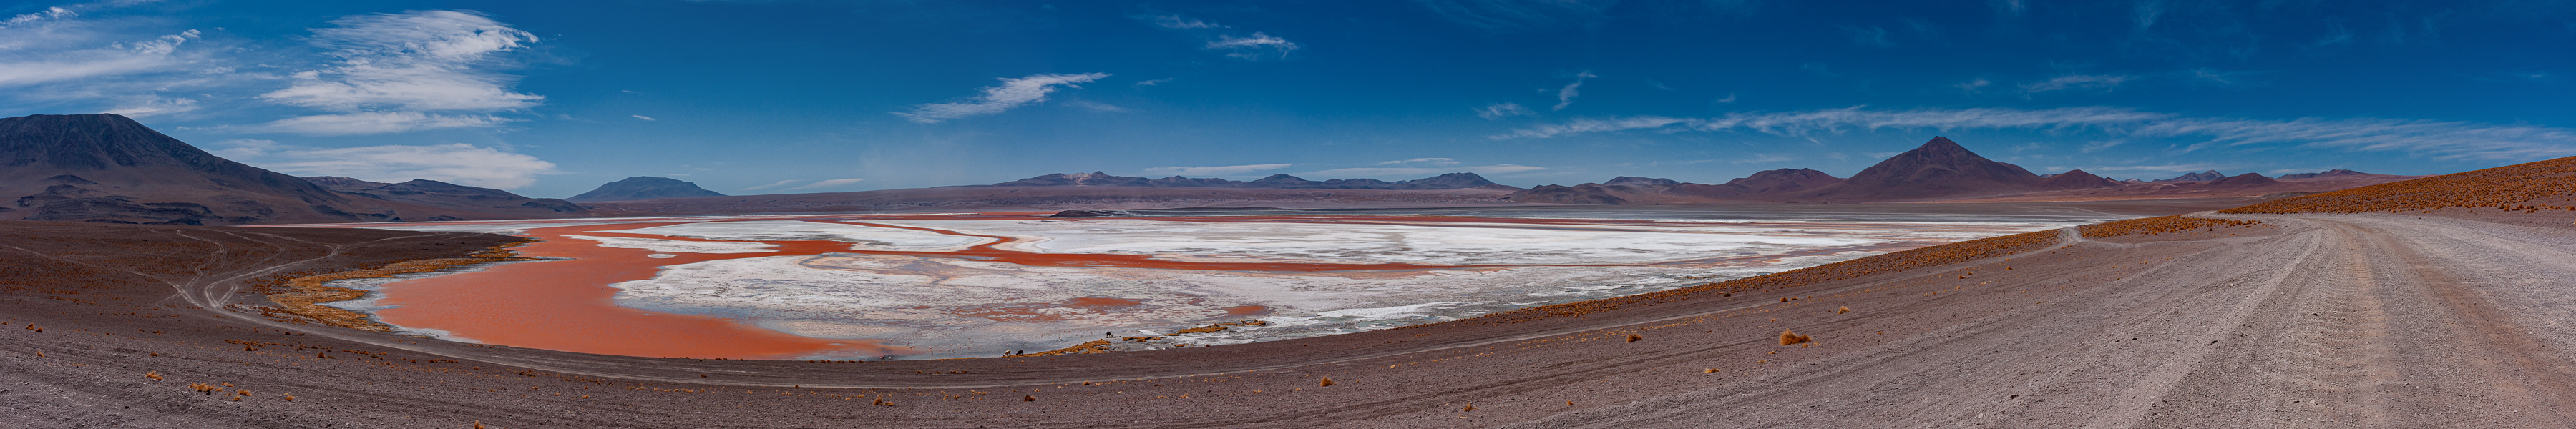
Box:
255 240 538 332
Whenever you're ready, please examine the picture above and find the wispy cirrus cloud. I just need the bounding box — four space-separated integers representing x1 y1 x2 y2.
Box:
786 178 867 190
256 10 545 135
1375 157 1461 165
1553 71 1596 111
1492 107 2576 162
1302 164 1546 177
1141 163 1294 176
1143 14 1225 29
213 140 558 188
741 179 803 191
250 112 514 135
1474 102 1533 119
1207 32 1299 59
1138 14 1300 61
896 72 1108 124
2019 74 2136 93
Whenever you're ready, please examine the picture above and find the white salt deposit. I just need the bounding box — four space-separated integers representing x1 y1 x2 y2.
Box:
562 235 778 253
607 220 992 252
868 219 1887 265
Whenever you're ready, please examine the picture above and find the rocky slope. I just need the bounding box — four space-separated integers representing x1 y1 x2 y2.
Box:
0 114 585 225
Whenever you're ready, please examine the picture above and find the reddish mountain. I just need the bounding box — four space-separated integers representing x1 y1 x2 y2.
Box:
2035 169 2125 189
1764 137 2041 202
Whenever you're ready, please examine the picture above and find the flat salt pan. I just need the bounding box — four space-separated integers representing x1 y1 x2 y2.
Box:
607 220 992 252
563 235 778 253
872 219 1881 265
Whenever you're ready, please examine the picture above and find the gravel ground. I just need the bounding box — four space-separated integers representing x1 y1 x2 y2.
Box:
5 209 2574 428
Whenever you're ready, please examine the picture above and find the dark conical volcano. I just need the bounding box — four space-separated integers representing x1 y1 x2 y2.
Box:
567 177 728 202
1765 137 2043 202
1 114 587 225
0 114 365 225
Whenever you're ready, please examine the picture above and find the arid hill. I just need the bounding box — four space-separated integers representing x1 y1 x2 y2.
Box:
1760 137 2045 202
567 177 727 202
0 114 589 225
306 177 585 215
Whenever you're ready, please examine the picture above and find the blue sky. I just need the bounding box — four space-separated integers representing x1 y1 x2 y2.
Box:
4 0 2572 197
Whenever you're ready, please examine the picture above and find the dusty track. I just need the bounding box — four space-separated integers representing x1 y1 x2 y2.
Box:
9 212 2576 428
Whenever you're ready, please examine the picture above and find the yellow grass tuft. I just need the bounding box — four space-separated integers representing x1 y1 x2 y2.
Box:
1836 306 1850 315
1779 329 1812 345
1702 368 1719 373
284 393 295 402
1463 403 1478 411
1023 395 1036 402
146 371 162 380
1625 333 1642 342
1319 376 1336 387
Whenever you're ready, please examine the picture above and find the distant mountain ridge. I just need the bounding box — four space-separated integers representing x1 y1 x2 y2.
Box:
991 172 1513 190
567 177 727 202
306 177 585 214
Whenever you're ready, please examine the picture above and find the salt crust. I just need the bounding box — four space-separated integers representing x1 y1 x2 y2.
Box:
562 235 778 253
607 220 994 252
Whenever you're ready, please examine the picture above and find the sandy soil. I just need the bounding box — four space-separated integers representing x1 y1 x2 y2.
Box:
7 204 2576 428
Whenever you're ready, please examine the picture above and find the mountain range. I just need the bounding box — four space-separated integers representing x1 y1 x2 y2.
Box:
988 172 1512 190
0 114 2425 222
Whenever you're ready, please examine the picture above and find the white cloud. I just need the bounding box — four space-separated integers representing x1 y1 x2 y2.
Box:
1493 107 2576 162
1475 102 1533 119
631 114 657 121
1146 14 1225 29
1207 32 1299 60
1064 99 1130 113
103 97 199 117
895 72 1109 124
260 11 542 114
1142 163 1294 176
2019 74 2136 93
2 6 76 26
1375 157 1462 165
786 178 867 190
741 179 802 191
220 142 557 189
1553 71 1596 111
252 112 514 135
1133 78 1175 87
1712 93 1739 104
1301 164 1545 177
0 15 204 88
